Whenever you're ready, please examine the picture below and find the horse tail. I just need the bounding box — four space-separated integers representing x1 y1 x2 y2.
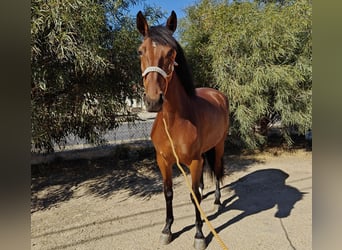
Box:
204 147 224 182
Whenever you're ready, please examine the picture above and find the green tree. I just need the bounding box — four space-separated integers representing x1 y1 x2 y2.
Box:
31 0 163 152
180 0 312 149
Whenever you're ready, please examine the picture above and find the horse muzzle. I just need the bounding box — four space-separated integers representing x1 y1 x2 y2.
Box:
144 93 164 112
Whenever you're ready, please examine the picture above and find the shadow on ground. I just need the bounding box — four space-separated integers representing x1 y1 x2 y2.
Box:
203 168 305 245
32 144 159 211
31 143 263 213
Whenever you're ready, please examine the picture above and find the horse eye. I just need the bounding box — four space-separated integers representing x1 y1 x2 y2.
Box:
167 49 174 58
138 50 143 56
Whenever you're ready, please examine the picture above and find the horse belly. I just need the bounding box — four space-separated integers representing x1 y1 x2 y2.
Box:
201 115 227 152
195 89 229 152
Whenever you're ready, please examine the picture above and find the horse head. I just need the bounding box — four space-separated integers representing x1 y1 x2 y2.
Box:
137 11 178 112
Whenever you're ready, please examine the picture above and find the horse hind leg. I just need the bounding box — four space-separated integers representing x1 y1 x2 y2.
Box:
205 142 224 210
199 156 205 199
213 138 225 210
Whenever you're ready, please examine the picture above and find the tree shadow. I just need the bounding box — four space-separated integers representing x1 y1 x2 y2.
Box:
31 144 265 214
31 149 166 212
205 168 305 246
31 143 195 213
31 143 259 213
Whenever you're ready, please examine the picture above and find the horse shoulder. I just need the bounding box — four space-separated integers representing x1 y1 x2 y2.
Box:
173 118 200 164
176 118 198 145
150 113 165 145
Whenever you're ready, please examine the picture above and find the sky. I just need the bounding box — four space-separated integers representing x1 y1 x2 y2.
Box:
130 0 197 19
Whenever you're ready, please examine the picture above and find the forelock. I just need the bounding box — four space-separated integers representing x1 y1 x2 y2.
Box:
148 26 177 49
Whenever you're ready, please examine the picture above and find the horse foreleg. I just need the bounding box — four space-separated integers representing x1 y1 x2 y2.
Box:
160 181 173 244
189 159 206 250
157 155 174 245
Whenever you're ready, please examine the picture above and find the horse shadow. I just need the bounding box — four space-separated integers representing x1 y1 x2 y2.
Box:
175 168 305 245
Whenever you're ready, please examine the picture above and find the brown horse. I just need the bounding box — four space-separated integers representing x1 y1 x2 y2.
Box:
137 11 229 250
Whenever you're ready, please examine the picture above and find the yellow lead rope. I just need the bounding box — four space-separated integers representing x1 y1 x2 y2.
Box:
162 118 228 250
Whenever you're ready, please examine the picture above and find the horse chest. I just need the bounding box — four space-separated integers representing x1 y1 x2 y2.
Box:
151 118 200 165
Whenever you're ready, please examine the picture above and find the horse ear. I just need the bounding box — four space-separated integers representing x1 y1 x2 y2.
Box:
166 11 177 33
137 11 149 36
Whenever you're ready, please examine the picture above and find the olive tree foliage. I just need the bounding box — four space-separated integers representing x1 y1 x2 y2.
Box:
180 0 312 149
31 0 163 152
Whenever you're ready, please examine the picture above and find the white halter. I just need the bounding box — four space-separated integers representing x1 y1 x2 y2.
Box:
141 62 178 80
142 66 168 79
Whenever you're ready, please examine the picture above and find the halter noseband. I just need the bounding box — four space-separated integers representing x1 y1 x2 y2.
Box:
141 61 178 80
142 66 168 79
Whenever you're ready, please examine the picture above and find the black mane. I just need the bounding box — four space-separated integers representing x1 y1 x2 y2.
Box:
148 26 196 97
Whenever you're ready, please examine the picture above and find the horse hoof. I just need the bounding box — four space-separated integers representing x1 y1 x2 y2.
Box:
193 238 206 250
159 233 172 245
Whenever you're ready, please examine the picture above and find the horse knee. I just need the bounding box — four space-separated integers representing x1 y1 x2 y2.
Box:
164 187 173 201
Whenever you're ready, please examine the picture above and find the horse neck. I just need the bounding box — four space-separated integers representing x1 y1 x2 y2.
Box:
162 73 193 121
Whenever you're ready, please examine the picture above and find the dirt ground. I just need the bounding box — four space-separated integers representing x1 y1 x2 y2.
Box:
31 146 312 250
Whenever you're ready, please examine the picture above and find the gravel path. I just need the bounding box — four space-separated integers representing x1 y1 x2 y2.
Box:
31 148 312 250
